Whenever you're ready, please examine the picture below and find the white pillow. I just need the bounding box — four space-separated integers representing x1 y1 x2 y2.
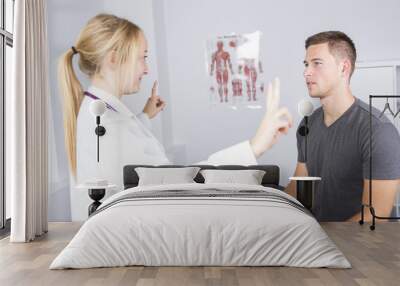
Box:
200 169 266 185
135 167 201 186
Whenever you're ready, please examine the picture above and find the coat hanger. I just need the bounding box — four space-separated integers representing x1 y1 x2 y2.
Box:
379 97 395 118
394 108 400 119
393 99 400 118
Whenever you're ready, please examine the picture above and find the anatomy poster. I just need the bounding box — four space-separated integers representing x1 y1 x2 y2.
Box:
206 31 263 108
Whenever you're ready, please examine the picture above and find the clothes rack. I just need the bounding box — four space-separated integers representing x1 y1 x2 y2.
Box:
359 95 400 230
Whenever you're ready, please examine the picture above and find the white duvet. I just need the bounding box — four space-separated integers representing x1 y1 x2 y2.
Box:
50 183 351 269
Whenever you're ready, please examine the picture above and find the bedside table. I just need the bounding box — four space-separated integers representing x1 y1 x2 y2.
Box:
289 176 321 212
76 184 116 216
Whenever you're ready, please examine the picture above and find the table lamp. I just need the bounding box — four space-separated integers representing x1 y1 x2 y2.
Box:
297 99 314 161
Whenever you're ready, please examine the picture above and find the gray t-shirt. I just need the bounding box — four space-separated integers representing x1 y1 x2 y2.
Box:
297 97 400 221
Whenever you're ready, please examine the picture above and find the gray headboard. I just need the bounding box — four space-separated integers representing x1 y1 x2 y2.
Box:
123 165 283 190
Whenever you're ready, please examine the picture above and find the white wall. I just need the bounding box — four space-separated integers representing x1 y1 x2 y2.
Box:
47 0 400 220
160 0 400 185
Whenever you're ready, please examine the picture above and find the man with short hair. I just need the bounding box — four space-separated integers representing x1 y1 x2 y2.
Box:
286 31 400 221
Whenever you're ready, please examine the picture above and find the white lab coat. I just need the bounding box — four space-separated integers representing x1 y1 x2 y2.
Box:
72 86 257 221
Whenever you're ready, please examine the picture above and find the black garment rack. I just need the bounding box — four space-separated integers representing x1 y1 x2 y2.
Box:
359 95 400 230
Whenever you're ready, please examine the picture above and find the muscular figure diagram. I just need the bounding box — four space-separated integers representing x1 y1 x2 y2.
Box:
242 58 263 102
231 78 243 97
232 65 243 97
210 41 233 102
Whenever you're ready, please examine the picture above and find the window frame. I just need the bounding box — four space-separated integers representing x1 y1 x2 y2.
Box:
0 0 14 233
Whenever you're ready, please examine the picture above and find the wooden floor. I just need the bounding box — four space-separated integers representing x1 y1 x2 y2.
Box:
0 222 399 286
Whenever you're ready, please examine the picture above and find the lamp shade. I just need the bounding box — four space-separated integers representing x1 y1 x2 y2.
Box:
89 100 106 117
298 99 314 117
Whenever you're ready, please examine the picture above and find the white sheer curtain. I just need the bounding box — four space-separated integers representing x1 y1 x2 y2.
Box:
9 0 49 242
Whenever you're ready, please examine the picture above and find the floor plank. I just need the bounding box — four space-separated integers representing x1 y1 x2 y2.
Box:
0 222 399 286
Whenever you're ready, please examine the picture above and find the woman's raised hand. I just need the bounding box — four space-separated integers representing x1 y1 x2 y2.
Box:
250 78 293 158
143 81 166 119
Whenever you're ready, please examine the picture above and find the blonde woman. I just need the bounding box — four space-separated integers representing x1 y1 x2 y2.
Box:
59 14 292 221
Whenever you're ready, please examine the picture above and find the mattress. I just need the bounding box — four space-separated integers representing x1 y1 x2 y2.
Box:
50 183 351 269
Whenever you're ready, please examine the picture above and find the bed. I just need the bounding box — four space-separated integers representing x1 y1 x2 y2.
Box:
50 165 350 269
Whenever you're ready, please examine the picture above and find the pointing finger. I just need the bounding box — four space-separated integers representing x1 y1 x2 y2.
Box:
270 77 280 110
151 80 158 97
266 82 272 110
